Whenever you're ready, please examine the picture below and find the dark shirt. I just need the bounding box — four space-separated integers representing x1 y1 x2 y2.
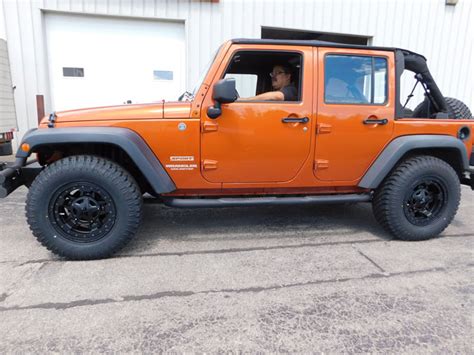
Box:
280 84 298 101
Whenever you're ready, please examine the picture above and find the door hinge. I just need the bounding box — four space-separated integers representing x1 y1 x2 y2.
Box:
201 121 219 133
316 123 332 134
314 159 329 170
202 159 218 170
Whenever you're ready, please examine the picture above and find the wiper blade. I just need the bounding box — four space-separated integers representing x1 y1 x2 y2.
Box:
178 91 194 101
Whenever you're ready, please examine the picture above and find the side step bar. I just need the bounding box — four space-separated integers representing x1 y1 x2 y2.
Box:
162 193 372 208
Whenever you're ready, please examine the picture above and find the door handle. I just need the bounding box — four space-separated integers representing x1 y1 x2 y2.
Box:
282 117 309 124
363 118 388 125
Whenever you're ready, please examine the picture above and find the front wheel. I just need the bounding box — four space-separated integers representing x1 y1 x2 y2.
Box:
373 156 460 241
26 155 143 259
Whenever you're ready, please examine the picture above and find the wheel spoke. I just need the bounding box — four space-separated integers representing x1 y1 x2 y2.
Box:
403 177 447 226
50 182 116 243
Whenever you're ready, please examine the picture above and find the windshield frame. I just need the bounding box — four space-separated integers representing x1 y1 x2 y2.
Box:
190 45 223 97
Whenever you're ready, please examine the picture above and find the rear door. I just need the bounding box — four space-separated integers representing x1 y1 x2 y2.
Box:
314 47 395 182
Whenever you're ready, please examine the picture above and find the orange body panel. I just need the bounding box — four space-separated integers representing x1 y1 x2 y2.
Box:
39 40 474 196
393 119 474 153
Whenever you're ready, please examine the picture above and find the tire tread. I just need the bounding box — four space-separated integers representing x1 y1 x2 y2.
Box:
26 155 142 260
373 155 460 241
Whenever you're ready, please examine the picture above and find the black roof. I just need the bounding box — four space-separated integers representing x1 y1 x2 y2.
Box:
231 38 426 60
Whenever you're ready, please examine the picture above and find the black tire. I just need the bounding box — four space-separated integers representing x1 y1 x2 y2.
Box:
26 155 143 259
402 108 414 117
445 97 473 119
412 98 431 118
412 97 472 119
373 156 460 241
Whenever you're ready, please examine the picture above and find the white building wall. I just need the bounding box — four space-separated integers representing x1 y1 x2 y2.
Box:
1 0 473 139
0 0 17 136
0 0 6 40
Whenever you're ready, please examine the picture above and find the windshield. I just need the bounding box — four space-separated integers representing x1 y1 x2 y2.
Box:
178 45 222 101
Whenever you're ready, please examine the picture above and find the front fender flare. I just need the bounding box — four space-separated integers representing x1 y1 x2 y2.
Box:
358 135 470 189
17 127 176 194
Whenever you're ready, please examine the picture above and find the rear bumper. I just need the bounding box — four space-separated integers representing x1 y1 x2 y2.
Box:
0 158 42 198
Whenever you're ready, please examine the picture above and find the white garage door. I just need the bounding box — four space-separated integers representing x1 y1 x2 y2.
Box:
45 14 185 111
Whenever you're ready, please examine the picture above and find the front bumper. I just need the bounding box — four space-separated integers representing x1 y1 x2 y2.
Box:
0 158 42 198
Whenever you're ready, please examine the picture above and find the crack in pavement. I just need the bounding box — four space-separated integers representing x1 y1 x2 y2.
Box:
0 293 9 303
0 261 49 307
118 238 386 260
352 245 386 273
6 238 384 266
0 232 471 267
0 264 471 313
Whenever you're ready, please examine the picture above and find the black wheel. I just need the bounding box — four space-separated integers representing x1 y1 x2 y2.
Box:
26 155 143 259
373 156 460 241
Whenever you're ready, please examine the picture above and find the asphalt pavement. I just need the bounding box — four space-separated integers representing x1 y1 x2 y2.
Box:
0 185 473 352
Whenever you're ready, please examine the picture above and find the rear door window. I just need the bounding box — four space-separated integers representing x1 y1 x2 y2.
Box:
325 55 387 105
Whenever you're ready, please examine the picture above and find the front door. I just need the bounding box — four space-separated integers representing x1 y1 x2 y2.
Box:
314 47 395 182
200 46 314 184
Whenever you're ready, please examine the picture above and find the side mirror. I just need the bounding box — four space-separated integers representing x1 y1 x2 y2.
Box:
212 78 238 103
207 78 238 119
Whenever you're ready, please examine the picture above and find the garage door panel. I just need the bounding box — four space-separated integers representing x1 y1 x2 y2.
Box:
45 14 185 111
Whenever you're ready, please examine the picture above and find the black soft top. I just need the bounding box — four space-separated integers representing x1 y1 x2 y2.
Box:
231 38 426 60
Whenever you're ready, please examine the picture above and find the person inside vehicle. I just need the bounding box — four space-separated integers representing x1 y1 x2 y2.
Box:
242 64 298 101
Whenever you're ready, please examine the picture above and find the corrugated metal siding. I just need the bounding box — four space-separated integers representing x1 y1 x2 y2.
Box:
0 38 17 133
1 0 473 137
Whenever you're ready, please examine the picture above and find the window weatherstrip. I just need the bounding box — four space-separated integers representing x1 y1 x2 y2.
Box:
371 57 375 104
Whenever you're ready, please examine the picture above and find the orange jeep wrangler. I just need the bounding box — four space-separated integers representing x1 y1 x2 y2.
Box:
1 39 473 259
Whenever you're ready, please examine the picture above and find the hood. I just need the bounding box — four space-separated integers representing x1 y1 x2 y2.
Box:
40 101 192 126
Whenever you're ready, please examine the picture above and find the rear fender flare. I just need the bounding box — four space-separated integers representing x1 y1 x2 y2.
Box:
358 135 469 189
17 127 176 194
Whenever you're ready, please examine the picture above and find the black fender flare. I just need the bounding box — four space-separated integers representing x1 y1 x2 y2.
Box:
17 127 176 194
358 135 470 189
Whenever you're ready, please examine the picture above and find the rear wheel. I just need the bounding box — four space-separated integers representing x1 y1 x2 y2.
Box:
373 156 460 241
26 155 143 259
